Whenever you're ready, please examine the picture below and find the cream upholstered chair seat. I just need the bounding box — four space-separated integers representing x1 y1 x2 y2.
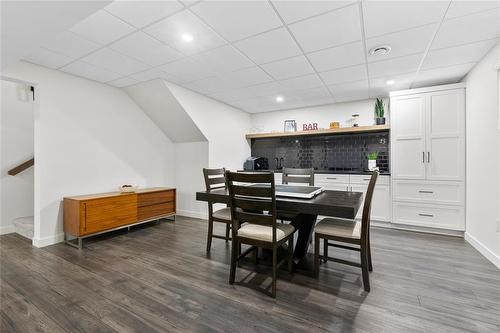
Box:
238 223 295 242
212 207 231 220
315 218 361 239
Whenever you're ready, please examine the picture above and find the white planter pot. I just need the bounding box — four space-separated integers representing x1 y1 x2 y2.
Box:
368 159 377 171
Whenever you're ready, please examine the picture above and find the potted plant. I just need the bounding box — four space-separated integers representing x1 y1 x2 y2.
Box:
375 98 386 125
367 151 378 171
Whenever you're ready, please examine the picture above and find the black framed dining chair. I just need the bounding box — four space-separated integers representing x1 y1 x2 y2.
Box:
279 167 315 223
203 168 231 252
226 171 295 298
282 167 315 186
314 170 378 292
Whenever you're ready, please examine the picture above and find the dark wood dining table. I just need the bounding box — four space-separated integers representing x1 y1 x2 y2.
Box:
196 188 363 262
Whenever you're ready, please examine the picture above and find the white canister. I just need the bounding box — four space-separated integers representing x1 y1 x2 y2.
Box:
368 159 377 171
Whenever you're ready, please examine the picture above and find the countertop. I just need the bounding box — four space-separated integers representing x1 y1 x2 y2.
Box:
240 169 391 176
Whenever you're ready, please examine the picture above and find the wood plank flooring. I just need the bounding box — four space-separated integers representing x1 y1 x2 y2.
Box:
1 216 499 332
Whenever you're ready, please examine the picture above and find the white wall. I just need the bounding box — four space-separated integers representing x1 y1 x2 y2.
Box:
165 82 251 171
250 98 387 133
463 43 500 268
3 61 175 247
174 141 209 219
0 79 34 234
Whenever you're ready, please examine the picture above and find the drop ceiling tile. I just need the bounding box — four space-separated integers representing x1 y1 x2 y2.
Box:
81 48 150 76
70 10 136 45
319 64 367 85
24 48 73 69
307 41 365 72
210 81 285 102
329 80 369 103
104 0 183 28
234 28 301 64
278 74 324 91
293 86 333 101
60 61 122 83
129 68 176 82
183 76 234 94
363 1 448 38
261 55 314 80
144 10 226 55
370 72 414 93
196 45 254 73
109 31 182 66
271 0 356 24
190 1 282 42
446 1 500 19
159 57 215 82
289 4 362 52
219 67 273 89
366 24 437 62
42 31 101 59
423 38 499 70
368 53 422 78
432 9 500 49
108 76 139 88
413 62 476 88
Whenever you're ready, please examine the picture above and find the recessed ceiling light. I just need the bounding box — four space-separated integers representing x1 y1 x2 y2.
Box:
386 80 395 85
369 45 391 56
276 96 284 103
181 33 193 42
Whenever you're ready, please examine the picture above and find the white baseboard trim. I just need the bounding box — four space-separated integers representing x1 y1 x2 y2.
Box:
0 225 15 235
177 210 208 220
32 232 64 248
464 232 500 269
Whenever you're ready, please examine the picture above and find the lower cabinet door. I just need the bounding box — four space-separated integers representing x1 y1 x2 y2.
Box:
351 184 391 221
392 202 464 231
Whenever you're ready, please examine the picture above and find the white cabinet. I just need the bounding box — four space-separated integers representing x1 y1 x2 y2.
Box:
391 95 427 180
390 83 465 231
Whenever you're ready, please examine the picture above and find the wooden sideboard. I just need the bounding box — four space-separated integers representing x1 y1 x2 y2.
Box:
64 187 175 249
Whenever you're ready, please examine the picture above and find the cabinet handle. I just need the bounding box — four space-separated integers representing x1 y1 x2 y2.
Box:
418 190 434 194
427 152 430 163
422 152 425 163
326 177 337 180
419 213 434 217
363 178 371 181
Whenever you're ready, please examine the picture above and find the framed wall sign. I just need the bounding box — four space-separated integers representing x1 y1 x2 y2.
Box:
284 120 297 132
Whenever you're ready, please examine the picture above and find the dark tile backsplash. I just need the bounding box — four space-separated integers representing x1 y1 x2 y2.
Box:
251 131 390 173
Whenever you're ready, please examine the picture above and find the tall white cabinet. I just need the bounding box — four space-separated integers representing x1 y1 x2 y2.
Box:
390 83 465 231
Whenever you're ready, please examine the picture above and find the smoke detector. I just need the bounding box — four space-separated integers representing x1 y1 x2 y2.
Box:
369 45 391 56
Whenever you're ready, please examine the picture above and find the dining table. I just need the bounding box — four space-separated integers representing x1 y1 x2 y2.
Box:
196 187 364 263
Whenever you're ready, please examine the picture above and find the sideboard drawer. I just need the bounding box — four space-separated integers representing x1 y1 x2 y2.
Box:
138 190 175 207
393 180 464 205
84 195 137 235
138 202 175 221
393 202 464 230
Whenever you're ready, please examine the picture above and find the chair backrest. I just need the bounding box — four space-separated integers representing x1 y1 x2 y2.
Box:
225 171 278 242
282 167 314 186
360 170 379 243
203 168 226 192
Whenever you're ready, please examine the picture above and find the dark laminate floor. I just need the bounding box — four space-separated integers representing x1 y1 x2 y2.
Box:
1 217 499 333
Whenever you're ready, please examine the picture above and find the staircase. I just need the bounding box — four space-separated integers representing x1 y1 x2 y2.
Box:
13 216 34 240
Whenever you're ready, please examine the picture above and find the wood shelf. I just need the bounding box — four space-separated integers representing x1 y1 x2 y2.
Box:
245 125 390 139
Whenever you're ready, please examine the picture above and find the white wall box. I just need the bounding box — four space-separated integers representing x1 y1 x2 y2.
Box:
390 83 466 231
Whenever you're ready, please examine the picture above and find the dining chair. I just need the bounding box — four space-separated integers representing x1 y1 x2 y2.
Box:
314 170 379 292
279 167 315 223
282 167 315 186
203 168 231 253
226 171 295 298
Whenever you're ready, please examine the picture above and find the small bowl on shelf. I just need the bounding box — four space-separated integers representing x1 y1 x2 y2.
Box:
119 185 138 193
